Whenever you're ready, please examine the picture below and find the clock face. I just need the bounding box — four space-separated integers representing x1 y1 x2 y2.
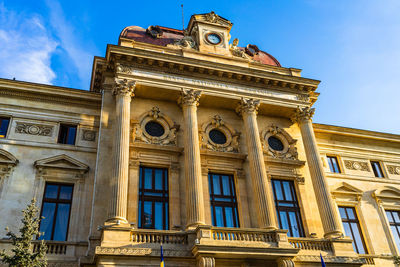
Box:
206 33 222 45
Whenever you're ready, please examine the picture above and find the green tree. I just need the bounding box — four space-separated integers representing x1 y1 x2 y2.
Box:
0 198 47 267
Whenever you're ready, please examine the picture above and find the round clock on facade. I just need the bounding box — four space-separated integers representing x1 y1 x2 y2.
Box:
205 33 222 45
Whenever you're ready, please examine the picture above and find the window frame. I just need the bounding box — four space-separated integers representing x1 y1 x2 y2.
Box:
370 161 385 178
271 179 305 237
138 166 169 230
208 173 240 228
57 124 78 145
0 117 11 139
338 206 368 254
38 182 74 241
385 210 400 252
326 155 341 173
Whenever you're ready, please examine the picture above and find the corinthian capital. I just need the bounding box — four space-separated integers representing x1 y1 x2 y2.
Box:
113 78 136 97
235 98 260 116
178 89 202 107
291 106 315 123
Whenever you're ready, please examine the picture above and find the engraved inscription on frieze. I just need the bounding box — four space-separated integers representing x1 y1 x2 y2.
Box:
15 122 53 136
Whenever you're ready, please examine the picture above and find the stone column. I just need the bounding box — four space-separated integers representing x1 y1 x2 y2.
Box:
292 107 343 238
236 98 277 229
178 89 205 228
107 78 135 224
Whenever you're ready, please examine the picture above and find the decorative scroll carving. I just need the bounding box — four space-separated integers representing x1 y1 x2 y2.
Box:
344 160 370 172
387 165 400 175
15 122 53 136
200 115 240 153
291 106 315 123
82 130 96 141
178 89 202 106
95 246 151 256
198 256 215 267
113 78 135 97
235 98 260 116
132 107 179 146
261 124 298 160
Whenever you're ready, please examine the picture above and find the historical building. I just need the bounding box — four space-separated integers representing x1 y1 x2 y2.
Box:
1 11 400 267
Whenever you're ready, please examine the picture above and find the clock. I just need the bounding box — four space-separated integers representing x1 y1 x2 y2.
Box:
205 33 222 45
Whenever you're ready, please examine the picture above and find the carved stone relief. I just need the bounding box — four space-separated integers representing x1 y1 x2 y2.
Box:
260 125 298 160
344 160 370 172
15 122 53 136
199 115 240 153
387 165 400 175
82 130 96 141
132 107 179 146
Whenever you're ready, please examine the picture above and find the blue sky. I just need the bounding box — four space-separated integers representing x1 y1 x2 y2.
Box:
1 0 399 134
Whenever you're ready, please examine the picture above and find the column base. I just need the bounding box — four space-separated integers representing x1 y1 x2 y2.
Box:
324 230 344 239
105 216 129 227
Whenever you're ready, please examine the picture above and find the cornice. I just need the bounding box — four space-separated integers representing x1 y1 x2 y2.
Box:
0 78 101 109
314 123 400 143
102 44 320 97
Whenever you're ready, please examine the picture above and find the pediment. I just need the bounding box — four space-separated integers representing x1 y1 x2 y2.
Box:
373 186 400 201
331 182 363 196
0 149 18 165
34 154 89 172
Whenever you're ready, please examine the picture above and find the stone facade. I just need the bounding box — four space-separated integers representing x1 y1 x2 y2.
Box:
0 11 399 267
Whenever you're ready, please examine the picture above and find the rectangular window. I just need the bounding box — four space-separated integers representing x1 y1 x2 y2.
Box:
0 117 10 138
385 210 400 251
39 183 73 241
327 156 341 173
138 167 169 230
339 206 367 254
371 161 384 178
208 173 239 228
272 179 304 237
58 124 77 145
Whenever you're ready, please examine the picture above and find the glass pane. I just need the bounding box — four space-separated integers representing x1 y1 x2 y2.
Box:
279 211 289 232
208 175 212 194
143 201 152 228
332 158 340 173
53 203 71 241
392 226 400 250
222 176 231 196
289 212 300 237
225 207 234 227
213 175 221 195
39 202 56 240
165 203 169 230
0 118 10 137
339 207 347 219
346 208 356 220
154 202 163 230
386 211 394 223
283 181 292 201
350 222 366 254
155 169 163 190
215 206 224 227
45 185 59 199
144 168 152 189
59 186 73 200
234 207 239 227
138 200 142 227
342 222 352 238
66 126 76 145
328 157 335 172
393 212 400 223
273 180 283 201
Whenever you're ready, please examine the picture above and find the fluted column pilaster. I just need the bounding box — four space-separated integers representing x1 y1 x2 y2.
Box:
178 89 205 228
107 78 135 224
236 98 277 229
292 107 343 238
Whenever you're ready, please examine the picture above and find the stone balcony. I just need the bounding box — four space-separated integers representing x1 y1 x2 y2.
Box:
93 225 367 266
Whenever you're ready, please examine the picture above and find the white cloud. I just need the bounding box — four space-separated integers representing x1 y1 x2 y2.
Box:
45 0 94 89
0 3 58 84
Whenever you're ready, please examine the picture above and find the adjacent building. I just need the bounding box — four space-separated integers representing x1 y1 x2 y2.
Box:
1 11 400 267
